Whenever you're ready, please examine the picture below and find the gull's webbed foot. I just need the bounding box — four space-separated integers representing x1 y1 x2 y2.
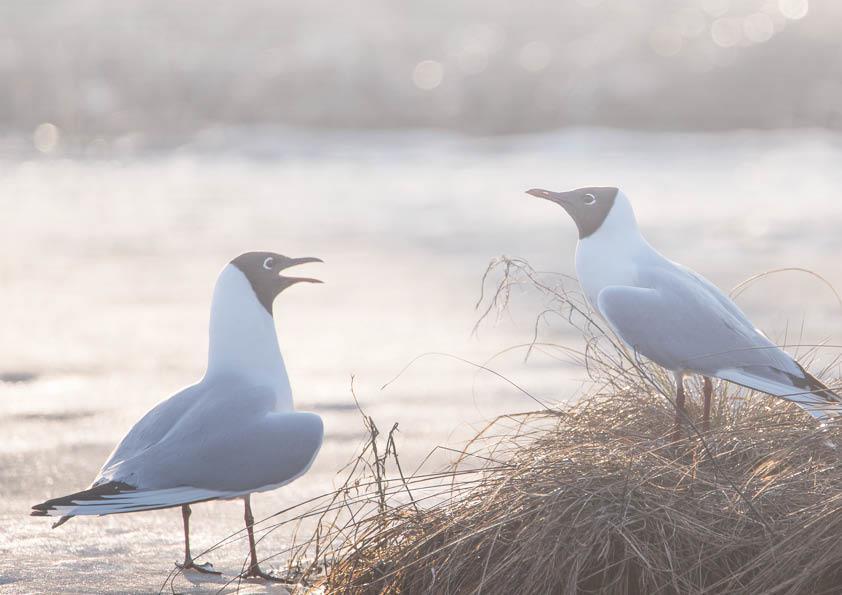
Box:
176 559 222 575
241 565 288 583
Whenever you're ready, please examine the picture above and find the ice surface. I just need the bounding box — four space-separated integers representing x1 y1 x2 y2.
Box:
2 129 841 592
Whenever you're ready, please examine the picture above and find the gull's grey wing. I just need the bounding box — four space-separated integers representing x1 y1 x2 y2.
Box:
595 269 790 374
97 383 205 478
101 381 323 494
147 409 323 493
596 266 842 416
674 263 764 335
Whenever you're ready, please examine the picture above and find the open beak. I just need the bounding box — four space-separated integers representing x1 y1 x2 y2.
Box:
279 256 324 285
526 188 567 205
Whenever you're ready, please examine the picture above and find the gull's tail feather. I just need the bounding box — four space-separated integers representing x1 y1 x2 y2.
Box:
717 364 842 420
31 481 230 524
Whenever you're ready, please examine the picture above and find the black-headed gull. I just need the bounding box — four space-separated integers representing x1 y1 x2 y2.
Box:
527 186 842 431
32 252 324 581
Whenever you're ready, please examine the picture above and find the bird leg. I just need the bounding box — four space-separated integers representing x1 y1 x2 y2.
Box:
702 377 713 432
673 375 687 439
175 505 221 575
240 495 285 582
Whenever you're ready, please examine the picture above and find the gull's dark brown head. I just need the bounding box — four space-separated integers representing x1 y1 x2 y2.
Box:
526 186 619 239
231 251 323 314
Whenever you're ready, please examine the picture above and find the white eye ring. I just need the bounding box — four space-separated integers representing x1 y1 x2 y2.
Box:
583 193 596 205
262 257 274 270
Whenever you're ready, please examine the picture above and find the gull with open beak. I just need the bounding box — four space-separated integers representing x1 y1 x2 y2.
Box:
32 251 324 581
527 186 842 433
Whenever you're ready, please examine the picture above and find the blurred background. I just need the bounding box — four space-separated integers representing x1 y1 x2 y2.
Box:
2 1 842 592
2 0 842 142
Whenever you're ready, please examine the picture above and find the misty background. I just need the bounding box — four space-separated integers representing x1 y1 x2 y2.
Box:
1 0 838 146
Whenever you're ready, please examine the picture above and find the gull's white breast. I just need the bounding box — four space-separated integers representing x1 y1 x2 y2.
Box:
573 192 653 312
575 237 641 311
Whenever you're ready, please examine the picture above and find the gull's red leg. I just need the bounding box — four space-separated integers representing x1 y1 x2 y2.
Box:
241 495 285 582
703 377 713 432
175 504 220 575
674 375 686 439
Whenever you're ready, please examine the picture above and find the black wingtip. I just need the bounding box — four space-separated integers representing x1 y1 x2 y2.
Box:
30 481 137 520
791 363 842 419
795 363 842 400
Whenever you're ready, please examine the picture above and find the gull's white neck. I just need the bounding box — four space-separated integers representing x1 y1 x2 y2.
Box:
205 265 293 409
574 192 655 308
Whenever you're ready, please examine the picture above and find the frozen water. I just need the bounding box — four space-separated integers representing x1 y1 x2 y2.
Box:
2 128 841 592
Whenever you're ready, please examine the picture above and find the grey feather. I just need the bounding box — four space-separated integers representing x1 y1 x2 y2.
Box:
596 264 842 414
98 379 323 494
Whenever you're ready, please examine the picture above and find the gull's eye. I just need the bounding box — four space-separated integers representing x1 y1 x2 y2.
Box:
583 193 596 205
262 257 275 270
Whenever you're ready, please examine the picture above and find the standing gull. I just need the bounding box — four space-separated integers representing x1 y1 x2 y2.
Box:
32 251 324 581
526 186 842 429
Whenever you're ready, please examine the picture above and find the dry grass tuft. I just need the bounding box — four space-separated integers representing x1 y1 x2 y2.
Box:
322 392 842 594
274 258 842 595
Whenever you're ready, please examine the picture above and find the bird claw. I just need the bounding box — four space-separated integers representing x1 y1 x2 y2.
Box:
240 566 288 583
176 560 222 575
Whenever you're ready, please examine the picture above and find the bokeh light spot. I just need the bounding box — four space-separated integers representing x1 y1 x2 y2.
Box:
412 60 444 90
33 123 60 154
711 18 742 47
743 13 775 43
779 0 808 20
450 24 503 76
